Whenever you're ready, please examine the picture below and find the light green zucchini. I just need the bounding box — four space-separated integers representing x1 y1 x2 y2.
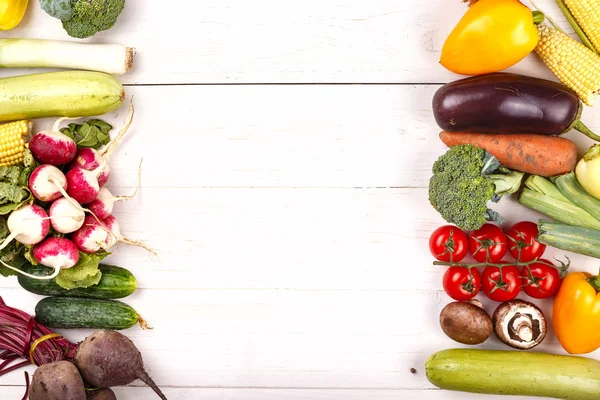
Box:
426 349 600 399
0 70 124 121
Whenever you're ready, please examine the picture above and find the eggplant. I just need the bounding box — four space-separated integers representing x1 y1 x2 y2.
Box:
432 73 599 141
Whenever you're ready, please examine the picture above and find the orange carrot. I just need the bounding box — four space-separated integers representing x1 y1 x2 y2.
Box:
439 131 577 177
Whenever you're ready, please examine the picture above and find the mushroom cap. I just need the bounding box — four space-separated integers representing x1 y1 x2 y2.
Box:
440 301 493 345
492 299 547 350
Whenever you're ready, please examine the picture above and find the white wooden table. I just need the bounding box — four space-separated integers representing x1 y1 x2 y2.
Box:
2 1 600 399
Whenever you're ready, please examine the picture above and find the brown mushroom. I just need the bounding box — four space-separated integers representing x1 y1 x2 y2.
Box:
439 301 493 345
492 299 547 350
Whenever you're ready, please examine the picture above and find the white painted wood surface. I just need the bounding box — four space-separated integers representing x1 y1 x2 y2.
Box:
1 0 599 399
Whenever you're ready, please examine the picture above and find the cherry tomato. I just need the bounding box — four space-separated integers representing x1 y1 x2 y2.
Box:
468 224 507 262
429 225 469 262
481 264 522 302
443 266 481 301
521 259 562 299
507 221 546 262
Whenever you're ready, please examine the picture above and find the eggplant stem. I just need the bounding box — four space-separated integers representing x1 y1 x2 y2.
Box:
574 120 600 141
554 0 598 54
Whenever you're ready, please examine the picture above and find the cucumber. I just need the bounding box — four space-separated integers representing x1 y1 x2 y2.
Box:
426 349 600 399
18 264 137 299
35 297 147 330
0 71 124 122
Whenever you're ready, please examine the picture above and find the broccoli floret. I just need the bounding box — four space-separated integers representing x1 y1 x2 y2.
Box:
60 0 125 39
428 144 524 231
40 0 73 21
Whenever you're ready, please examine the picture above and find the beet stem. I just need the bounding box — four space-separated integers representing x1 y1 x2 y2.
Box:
137 369 168 400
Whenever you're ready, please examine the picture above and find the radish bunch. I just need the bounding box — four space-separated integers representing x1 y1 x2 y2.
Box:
2 101 154 281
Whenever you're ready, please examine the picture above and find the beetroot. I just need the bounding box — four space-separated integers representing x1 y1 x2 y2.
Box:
86 388 117 400
75 330 167 400
29 361 86 400
0 299 166 399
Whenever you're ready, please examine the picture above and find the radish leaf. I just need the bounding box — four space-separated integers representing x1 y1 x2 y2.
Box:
55 251 108 289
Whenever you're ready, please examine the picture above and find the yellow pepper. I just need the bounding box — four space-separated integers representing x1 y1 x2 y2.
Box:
441 0 540 75
0 0 28 31
553 271 600 354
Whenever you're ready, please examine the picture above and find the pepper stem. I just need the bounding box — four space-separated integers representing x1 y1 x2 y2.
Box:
574 120 600 141
554 0 598 54
532 11 545 25
587 267 600 291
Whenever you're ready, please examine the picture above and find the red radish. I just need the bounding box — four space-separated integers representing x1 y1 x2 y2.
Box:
66 166 103 204
49 198 85 234
33 238 80 273
0 205 54 279
29 117 78 165
2 204 50 247
28 165 67 202
72 148 111 187
87 161 142 219
71 215 110 254
71 100 135 188
103 214 156 255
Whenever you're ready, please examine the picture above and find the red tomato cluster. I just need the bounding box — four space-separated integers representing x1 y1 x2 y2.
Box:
430 222 562 302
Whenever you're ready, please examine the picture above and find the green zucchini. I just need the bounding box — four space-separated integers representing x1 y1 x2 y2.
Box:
537 221 600 258
0 71 124 122
18 264 137 299
426 349 600 399
35 297 147 330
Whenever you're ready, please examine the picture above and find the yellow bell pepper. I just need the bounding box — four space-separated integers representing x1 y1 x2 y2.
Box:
553 271 600 354
0 0 28 31
441 0 540 75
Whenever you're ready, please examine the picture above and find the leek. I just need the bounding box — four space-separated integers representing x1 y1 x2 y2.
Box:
0 39 133 75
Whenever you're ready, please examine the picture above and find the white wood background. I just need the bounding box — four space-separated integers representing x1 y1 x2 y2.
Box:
2 1 600 399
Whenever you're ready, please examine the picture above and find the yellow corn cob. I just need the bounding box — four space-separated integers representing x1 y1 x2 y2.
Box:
0 120 30 167
536 25 600 106
563 0 600 53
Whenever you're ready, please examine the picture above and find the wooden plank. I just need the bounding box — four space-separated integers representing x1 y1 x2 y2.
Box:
0 387 537 400
20 84 599 190
1 0 576 84
2 187 593 291
0 286 585 390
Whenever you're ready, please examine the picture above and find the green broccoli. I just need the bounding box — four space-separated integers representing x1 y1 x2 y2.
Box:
40 0 125 39
428 144 524 231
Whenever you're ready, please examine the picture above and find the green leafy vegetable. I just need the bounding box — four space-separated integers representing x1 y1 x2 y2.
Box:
63 0 125 39
0 217 28 277
55 252 109 289
0 166 32 215
428 144 524 231
61 119 113 150
24 245 38 266
40 0 73 20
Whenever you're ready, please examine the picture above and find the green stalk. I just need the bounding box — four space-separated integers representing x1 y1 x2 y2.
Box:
0 39 133 75
554 0 598 54
555 172 600 222
519 189 600 230
537 221 600 259
525 175 570 202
